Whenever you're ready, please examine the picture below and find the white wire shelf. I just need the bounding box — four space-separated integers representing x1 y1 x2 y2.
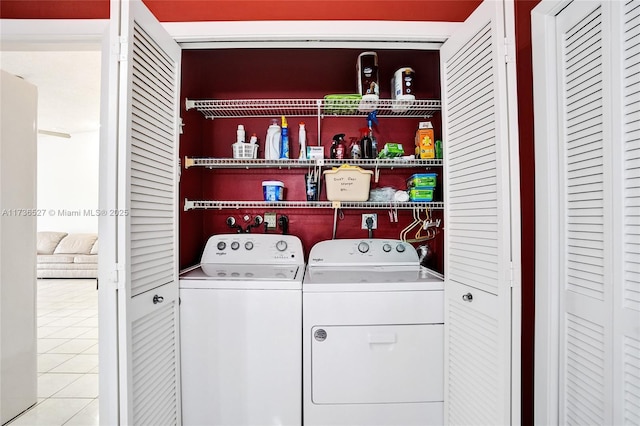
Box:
185 98 441 119
184 157 443 169
183 199 445 211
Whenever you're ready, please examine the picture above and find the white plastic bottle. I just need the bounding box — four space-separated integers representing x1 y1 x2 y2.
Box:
298 122 307 160
265 119 281 160
236 124 245 143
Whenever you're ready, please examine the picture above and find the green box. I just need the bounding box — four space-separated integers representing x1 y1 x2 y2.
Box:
323 94 362 115
409 188 434 202
407 173 437 188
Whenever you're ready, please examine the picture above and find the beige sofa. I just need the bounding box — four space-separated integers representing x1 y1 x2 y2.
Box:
37 232 98 279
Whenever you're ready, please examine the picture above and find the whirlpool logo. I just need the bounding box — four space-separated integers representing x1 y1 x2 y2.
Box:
311 258 324 262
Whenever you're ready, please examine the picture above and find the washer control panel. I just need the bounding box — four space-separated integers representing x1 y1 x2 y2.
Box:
200 234 304 264
308 239 419 266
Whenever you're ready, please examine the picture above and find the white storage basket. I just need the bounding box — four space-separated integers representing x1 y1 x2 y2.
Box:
232 142 258 159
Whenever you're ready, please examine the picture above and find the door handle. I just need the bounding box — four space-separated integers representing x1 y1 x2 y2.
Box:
368 333 397 344
462 292 473 302
153 294 164 304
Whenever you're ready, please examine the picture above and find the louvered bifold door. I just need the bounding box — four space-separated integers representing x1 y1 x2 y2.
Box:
555 2 615 425
440 0 521 424
615 0 640 424
113 0 182 424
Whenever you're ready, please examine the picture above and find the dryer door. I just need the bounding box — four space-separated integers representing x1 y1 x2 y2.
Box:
311 324 443 404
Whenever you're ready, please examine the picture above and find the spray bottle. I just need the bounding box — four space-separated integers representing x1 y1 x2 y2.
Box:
280 116 289 159
349 136 362 159
359 127 373 159
298 122 307 160
332 134 347 160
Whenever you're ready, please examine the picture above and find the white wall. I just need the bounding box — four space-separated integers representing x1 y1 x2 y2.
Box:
37 130 99 233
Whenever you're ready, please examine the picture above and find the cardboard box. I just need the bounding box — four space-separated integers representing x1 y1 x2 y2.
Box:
415 121 435 159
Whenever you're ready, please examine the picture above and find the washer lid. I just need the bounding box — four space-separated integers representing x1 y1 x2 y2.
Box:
303 265 443 292
181 264 301 280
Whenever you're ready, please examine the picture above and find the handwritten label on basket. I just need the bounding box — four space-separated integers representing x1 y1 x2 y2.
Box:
331 176 357 191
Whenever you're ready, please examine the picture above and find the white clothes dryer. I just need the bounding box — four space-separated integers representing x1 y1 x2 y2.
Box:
303 239 445 426
179 234 304 426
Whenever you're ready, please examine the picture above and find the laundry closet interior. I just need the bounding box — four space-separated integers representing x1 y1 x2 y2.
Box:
178 47 445 269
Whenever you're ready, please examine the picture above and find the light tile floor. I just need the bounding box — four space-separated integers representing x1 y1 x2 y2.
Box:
8 279 99 426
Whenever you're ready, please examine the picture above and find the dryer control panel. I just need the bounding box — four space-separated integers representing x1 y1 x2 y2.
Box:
308 239 419 267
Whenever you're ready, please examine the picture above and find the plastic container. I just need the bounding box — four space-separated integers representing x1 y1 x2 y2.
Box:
323 94 362 115
298 122 307 160
280 116 289 159
265 120 281 160
262 181 284 201
232 142 258 159
406 173 437 189
357 52 379 100
236 124 246 143
435 139 443 159
391 67 416 101
323 165 373 201
409 188 434 202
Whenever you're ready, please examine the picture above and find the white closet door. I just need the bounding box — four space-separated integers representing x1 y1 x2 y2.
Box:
615 0 640 424
109 0 182 424
555 2 616 424
440 0 521 424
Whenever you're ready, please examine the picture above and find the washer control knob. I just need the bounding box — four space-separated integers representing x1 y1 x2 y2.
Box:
276 240 288 252
358 242 370 253
244 241 254 251
382 243 392 252
396 243 406 253
217 241 226 251
230 241 240 250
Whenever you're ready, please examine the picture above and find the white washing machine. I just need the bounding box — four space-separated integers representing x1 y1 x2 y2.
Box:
179 234 305 426
303 239 445 426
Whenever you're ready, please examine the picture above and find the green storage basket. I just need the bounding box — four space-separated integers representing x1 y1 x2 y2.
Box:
323 94 362 115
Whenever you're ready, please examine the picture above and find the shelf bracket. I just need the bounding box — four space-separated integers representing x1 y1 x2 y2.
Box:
316 99 322 146
374 162 381 183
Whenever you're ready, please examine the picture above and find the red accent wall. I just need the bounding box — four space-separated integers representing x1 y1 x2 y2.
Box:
0 1 109 19
0 0 480 22
2 1 540 423
143 0 480 22
514 1 541 424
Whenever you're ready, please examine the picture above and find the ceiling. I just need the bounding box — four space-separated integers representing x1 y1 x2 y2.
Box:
0 50 101 138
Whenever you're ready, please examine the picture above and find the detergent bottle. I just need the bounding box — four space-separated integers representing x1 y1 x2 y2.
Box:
280 116 289 159
265 119 281 160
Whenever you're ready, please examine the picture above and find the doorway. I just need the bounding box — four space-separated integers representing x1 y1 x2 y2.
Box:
0 49 102 425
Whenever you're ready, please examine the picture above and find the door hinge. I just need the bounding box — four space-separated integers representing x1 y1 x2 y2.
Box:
504 37 515 64
509 262 521 288
119 36 128 62
108 265 126 291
